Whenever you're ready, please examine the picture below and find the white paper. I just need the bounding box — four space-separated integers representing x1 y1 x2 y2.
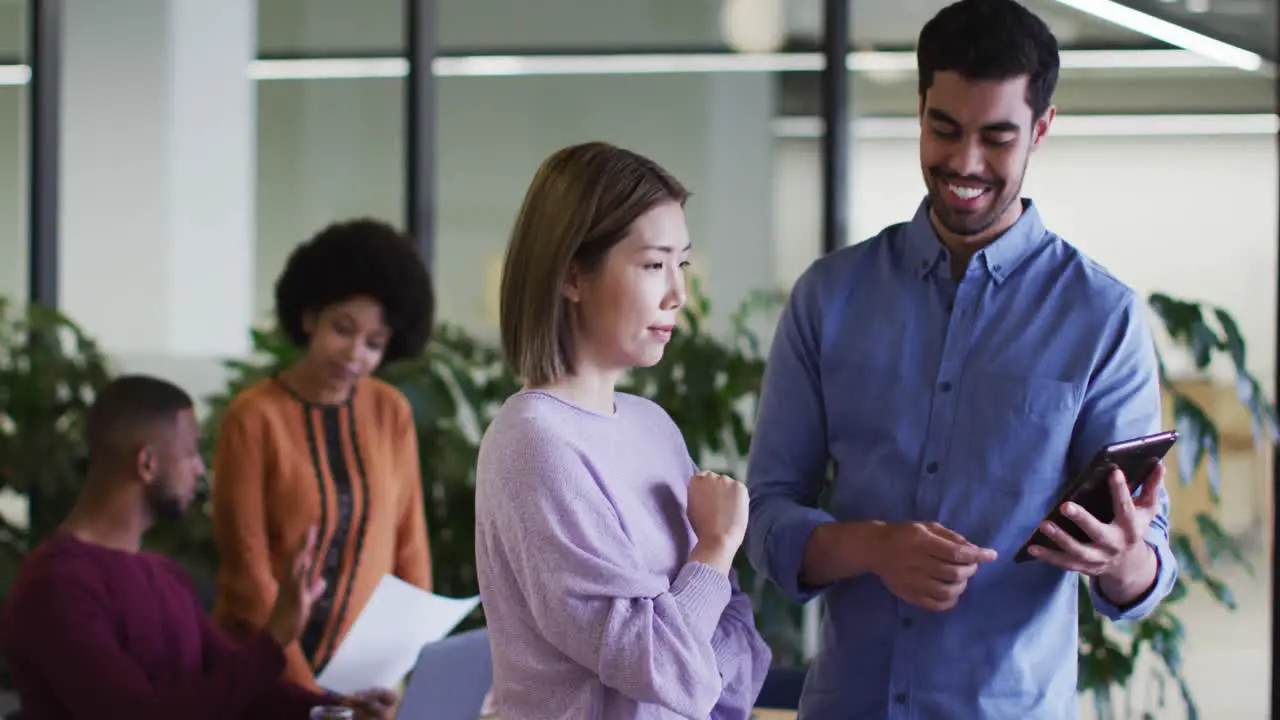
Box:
316 574 481 695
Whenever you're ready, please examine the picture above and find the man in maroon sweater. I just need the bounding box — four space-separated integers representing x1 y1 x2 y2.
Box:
0 375 396 719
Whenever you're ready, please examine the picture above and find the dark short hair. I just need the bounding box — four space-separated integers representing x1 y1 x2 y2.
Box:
499 141 689 386
916 0 1060 119
86 375 194 462
274 218 435 364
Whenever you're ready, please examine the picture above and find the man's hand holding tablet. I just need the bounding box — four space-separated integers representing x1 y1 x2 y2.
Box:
1018 430 1177 606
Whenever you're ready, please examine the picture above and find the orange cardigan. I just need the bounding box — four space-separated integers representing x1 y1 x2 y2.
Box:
210 376 432 691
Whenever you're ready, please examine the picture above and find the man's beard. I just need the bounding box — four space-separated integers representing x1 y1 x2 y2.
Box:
927 156 1028 238
145 481 188 522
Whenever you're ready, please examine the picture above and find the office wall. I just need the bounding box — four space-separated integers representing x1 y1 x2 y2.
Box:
254 0 773 340
256 72 779 339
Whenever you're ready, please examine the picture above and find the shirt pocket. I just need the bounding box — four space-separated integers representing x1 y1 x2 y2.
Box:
959 370 1081 500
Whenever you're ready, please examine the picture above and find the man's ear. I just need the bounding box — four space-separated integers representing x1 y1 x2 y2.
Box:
301 310 317 336
1031 105 1056 150
136 446 157 484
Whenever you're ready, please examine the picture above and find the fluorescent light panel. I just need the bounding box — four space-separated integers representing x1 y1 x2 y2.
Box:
0 65 29 85
772 113 1280 139
254 49 1255 79
0 47 1262 87
1046 0 1270 73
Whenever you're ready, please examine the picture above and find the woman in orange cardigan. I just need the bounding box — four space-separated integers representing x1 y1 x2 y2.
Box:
212 218 435 692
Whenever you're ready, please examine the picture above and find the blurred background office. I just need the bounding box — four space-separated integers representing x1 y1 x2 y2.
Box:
0 0 1275 718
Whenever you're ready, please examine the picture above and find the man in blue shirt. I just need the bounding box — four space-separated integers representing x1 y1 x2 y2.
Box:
744 0 1178 717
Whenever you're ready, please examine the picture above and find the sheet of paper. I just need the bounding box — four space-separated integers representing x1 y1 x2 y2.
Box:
316 574 480 695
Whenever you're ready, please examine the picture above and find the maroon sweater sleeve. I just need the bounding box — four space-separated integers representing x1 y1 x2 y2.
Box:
196 604 332 718
7 563 296 720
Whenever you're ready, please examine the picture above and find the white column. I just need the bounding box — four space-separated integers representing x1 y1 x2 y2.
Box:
60 0 257 359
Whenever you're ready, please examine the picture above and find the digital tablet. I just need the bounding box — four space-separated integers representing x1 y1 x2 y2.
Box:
1013 430 1179 563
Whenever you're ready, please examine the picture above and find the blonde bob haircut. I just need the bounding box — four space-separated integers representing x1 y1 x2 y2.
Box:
499 141 689 386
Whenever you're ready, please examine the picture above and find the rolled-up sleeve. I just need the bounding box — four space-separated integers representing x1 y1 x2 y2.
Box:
1069 292 1178 621
745 266 838 603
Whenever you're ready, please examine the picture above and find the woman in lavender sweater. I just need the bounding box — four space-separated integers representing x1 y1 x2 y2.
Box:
474 141 773 720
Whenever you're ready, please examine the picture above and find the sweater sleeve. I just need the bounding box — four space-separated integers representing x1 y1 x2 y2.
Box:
480 424 733 718
391 396 432 590
709 571 773 720
9 566 293 720
678 450 772 720
211 406 317 689
192 580 331 719
208 627 333 719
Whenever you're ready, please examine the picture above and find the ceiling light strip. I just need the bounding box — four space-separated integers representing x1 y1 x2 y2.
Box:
247 49 1247 79
1046 0 1269 73
0 47 1265 88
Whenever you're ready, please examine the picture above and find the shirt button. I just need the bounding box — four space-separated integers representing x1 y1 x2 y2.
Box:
902 617 913 628
939 381 952 392
894 692 907 704
926 461 939 474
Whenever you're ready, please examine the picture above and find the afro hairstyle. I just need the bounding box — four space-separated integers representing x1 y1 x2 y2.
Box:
274 218 435 365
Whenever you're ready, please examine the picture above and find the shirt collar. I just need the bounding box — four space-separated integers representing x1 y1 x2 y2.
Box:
903 197 1048 284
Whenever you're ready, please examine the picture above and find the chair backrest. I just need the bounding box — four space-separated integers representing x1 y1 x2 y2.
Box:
396 628 493 720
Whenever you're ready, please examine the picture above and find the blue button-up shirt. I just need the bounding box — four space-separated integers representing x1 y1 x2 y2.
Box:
746 199 1178 719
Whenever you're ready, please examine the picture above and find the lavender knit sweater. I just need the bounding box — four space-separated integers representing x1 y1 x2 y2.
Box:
474 390 772 719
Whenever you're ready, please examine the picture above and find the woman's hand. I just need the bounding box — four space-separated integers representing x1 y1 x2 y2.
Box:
686 471 749 575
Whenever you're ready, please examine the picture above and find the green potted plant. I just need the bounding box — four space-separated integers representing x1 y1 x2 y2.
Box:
0 298 112 578
0 298 113 688
1075 293 1276 719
